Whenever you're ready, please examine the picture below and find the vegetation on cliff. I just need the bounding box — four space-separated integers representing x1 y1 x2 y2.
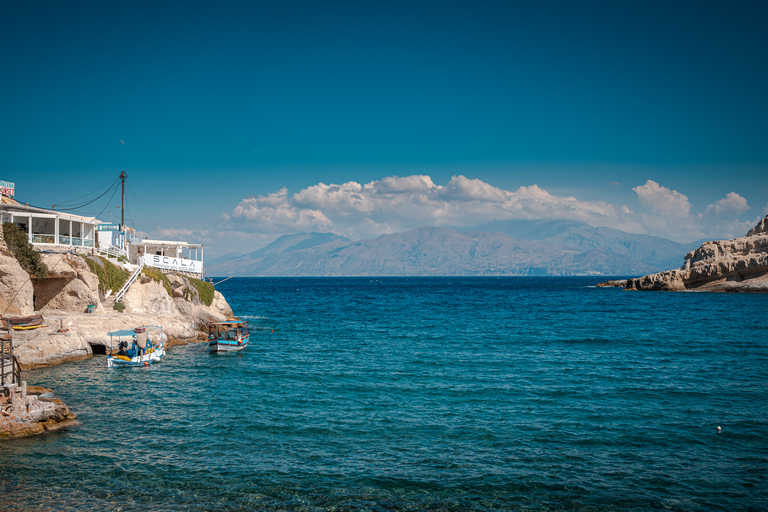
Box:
143 267 215 306
142 266 173 296
187 277 214 306
84 256 130 295
2 222 48 279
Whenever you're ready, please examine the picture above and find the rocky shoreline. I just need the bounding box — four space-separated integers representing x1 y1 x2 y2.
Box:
1 239 233 440
0 383 78 439
597 215 768 292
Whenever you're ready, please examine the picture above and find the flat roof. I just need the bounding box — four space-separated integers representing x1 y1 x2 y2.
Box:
132 239 202 248
1 203 99 223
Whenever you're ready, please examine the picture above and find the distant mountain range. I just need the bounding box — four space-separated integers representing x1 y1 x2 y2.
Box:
206 220 703 277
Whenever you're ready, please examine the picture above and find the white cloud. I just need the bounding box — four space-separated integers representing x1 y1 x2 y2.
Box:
157 227 208 238
218 174 756 247
231 188 332 233
706 192 750 215
632 180 691 217
225 174 636 241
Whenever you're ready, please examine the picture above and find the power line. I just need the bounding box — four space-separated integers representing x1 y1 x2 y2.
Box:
95 181 121 219
53 177 119 207
127 182 162 234
52 179 120 212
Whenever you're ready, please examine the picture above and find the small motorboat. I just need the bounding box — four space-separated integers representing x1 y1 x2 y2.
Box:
106 326 166 368
208 318 249 353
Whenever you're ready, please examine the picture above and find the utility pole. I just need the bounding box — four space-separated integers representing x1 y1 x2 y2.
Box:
119 171 127 230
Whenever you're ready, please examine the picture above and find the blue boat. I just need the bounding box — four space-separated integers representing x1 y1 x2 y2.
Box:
208 319 249 353
106 326 166 368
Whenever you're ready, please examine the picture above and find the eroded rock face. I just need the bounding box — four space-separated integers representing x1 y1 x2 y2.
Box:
34 254 103 313
0 384 79 440
626 215 768 292
2 244 235 367
747 216 768 237
123 279 176 314
0 252 34 316
12 327 92 370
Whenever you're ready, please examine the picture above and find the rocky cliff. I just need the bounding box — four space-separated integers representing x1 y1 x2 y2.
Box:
0 223 34 316
2 252 233 369
626 215 768 292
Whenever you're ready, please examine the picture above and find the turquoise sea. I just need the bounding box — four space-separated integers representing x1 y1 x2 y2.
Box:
1 277 766 511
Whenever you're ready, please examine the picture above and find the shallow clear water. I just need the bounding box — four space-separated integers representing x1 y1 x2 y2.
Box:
1 277 766 511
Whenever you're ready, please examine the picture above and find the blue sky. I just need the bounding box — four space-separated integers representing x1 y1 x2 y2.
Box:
1 1 767 257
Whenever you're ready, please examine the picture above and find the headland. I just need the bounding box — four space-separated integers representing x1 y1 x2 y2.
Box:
598 215 768 292
0 224 232 439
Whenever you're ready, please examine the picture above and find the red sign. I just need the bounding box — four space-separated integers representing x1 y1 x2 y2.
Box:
0 180 14 197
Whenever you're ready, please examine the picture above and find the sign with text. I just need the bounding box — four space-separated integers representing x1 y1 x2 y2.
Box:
0 180 14 197
98 223 121 231
143 254 202 274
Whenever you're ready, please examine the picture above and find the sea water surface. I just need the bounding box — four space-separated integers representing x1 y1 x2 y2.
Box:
1 277 766 511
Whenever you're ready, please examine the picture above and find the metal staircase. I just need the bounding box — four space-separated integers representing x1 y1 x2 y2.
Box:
113 259 145 303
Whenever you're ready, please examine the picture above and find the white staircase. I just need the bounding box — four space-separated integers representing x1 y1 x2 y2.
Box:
113 259 145 303
97 243 127 260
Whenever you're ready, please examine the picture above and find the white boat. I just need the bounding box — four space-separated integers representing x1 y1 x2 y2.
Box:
106 326 166 368
208 318 249 353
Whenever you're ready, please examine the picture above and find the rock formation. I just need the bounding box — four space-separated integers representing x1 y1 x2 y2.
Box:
0 251 34 316
12 327 92 370
33 253 104 313
0 221 34 315
0 229 235 439
1 250 233 368
626 215 768 292
0 384 78 439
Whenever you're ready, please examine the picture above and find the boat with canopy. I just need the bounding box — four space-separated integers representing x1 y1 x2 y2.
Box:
106 326 166 368
208 318 249 352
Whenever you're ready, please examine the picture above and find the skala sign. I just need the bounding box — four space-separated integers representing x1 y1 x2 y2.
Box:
143 255 202 274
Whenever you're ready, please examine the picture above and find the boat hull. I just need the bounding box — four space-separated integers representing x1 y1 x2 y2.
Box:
107 347 166 368
209 336 249 353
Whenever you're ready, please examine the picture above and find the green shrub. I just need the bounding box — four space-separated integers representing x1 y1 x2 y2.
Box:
142 267 173 297
113 302 125 313
85 256 130 295
187 276 215 306
2 222 48 279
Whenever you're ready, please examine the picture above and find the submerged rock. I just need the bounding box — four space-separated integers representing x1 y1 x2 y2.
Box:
626 215 768 292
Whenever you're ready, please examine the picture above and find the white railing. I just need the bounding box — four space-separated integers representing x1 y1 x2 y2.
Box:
97 243 127 260
113 259 145 303
27 234 95 248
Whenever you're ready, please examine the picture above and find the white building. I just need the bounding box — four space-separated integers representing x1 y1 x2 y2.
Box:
0 199 100 253
128 239 204 275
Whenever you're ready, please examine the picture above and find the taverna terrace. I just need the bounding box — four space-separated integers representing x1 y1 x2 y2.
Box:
0 189 204 277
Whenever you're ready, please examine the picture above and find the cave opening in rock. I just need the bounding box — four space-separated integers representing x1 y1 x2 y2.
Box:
90 344 107 355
